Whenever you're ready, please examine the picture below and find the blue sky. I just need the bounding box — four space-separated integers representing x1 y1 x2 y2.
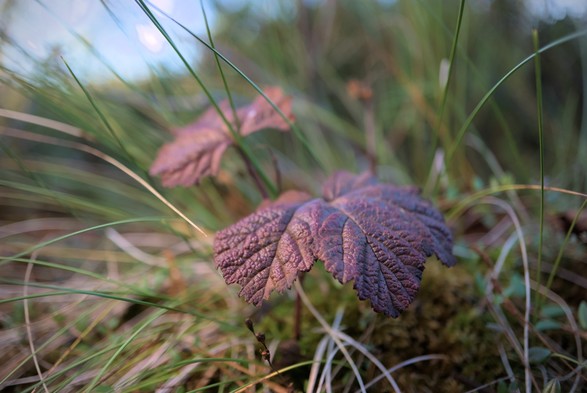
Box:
1 0 213 81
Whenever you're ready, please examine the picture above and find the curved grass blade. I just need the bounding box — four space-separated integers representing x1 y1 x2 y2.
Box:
2 257 158 297
83 308 167 392
0 280 227 324
532 29 546 318
446 28 587 164
544 199 587 293
448 184 587 222
3 217 165 264
0 127 207 235
62 59 137 166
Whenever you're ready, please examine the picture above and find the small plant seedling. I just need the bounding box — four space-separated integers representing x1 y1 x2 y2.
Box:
151 88 456 318
214 171 456 317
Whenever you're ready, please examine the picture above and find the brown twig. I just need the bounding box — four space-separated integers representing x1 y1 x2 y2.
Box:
245 319 279 375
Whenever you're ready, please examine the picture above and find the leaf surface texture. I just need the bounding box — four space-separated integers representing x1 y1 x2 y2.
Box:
214 172 456 317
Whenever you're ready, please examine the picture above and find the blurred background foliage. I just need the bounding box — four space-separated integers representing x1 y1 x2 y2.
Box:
0 0 586 392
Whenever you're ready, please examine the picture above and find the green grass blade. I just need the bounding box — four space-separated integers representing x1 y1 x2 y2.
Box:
2 257 157 296
435 0 466 149
61 59 137 166
83 308 167 392
0 280 227 324
200 0 239 129
533 28 546 318
544 199 587 293
3 217 165 263
446 28 587 164
447 184 587 222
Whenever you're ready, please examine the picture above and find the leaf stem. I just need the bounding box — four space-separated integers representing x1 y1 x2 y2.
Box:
236 147 269 199
294 274 305 341
364 99 377 174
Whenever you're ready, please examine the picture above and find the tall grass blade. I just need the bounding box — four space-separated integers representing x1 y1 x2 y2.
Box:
446 29 587 164
435 0 466 156
532 29 546 318
61 59 136 165
199 0 239 129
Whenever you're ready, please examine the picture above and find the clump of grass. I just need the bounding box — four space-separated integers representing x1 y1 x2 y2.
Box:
1 1 586 392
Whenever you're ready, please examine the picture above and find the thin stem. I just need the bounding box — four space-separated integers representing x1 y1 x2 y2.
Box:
236 147 269 199
437 0 466 146
533 28 546 317
244 319 281 378
544 199 587 297
427 0 466 192
269 150 282 194
294 292 302 341
294 274 305 341
364 100 377 174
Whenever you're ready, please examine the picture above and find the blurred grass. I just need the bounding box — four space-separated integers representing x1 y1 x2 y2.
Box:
1 0 586 391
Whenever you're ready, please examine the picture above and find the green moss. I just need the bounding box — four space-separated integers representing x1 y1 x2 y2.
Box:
294 262 505 392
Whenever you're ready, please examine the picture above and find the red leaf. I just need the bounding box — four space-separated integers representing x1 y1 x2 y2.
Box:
150 87 294 187
237 87 293 136
214 171 456 317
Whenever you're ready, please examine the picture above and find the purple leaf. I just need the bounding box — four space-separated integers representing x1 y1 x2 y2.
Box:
214 171 456 317
150 87 294 187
